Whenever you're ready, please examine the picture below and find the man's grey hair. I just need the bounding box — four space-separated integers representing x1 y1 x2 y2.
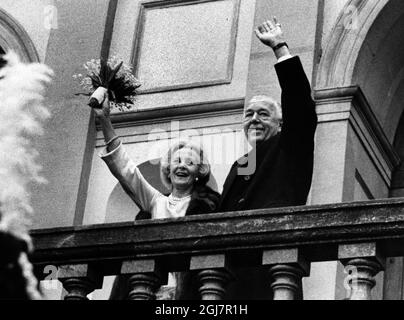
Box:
247 95 282 122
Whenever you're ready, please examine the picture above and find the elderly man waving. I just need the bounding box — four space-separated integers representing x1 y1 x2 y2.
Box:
219 17 317 215
219 18 318 299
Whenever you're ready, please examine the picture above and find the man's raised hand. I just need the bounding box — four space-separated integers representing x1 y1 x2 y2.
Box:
255 17 285 49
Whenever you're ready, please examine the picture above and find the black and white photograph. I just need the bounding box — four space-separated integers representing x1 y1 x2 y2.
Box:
1 0 404 306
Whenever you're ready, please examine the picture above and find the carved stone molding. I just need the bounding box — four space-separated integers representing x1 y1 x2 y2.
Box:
99 98 245 128
131 0 241 93
0 8 39 62
314 85 400 186
316 0 389 88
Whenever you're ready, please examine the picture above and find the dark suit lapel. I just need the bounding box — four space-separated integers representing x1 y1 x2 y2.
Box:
219 162 239 207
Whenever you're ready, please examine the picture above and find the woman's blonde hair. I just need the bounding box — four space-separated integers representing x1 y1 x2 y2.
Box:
160 139 211 190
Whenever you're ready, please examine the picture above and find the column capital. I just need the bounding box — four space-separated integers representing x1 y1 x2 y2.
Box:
121 259 168 300
58 264 103 300
338 242 385 300
263 248 310 300
262 248 310 276
338 242 385 269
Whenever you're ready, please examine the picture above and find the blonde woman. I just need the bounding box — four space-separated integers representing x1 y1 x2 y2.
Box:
91 87 220 299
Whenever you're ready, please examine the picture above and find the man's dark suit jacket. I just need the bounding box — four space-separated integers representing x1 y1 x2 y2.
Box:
219 56 317 213
219 56 317 299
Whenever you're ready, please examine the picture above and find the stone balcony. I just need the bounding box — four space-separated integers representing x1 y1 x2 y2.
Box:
30 198 404 300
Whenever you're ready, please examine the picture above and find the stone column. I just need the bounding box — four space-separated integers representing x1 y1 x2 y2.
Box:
338 242 385 300
190 254 234 300
263 248 310 300
59 264 103 300
121 259 167 300
307 87 398 300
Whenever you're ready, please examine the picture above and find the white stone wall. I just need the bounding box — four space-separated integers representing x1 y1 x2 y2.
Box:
2 0 402 300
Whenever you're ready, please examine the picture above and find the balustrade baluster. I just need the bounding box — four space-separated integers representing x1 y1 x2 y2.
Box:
121 259 167 300
58 264 103 300
190 254 234 300
263 248 310 300
338 242 385 300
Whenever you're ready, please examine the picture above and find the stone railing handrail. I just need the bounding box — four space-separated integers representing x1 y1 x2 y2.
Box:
30 198 404 300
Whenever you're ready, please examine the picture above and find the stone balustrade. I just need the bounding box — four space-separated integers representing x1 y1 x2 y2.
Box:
31 198 404 300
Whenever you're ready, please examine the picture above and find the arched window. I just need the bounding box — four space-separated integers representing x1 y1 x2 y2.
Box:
0 8 38 62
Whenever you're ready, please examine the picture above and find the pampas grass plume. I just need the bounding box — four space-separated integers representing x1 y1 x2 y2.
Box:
0 51 53 244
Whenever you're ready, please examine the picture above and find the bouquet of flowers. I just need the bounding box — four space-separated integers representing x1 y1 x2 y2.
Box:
73 55 141 111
